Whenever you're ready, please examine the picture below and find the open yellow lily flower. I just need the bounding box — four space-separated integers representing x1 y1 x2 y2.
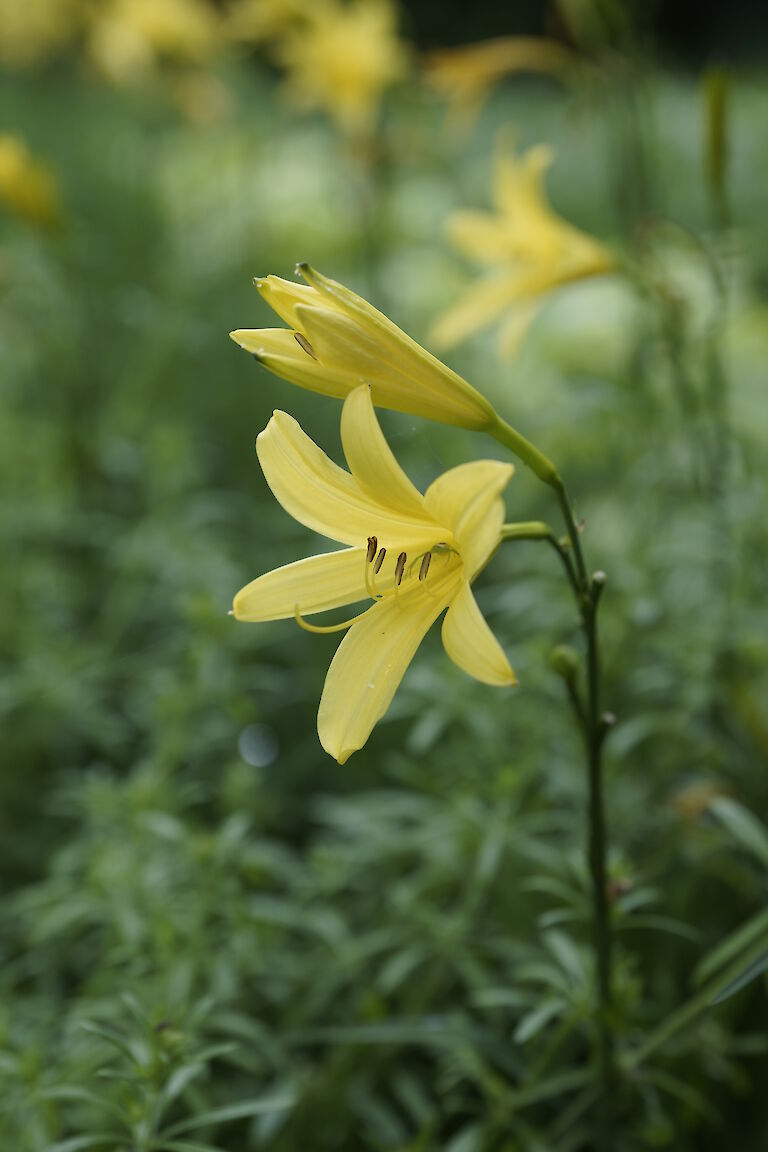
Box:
233 385 516 763
88 0 219 85
272 0 409 134
0 0 80 69
0 134 60 229
231 263 498 430
430 141 616 358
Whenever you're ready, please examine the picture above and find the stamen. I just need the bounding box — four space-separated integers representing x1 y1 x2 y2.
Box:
294 332 318 360
294 603 372 634
366 535 377 563
395 552 407 586
419 552 432 581
374 547 386 574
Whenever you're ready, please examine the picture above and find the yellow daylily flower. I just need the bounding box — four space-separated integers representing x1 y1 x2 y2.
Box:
0 134 60 229
431 141 616 359
424 36 573 132
231 262 498 431
233 385 516 763
272 0 409 134
88 0 220 85
224 0 301 45
0 0 80 69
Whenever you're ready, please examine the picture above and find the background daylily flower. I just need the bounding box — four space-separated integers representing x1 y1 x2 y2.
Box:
430 140 616 358
0 134 60 229
233 385 516 763
231 263 498 431
271 0 409 134
424 36 574 132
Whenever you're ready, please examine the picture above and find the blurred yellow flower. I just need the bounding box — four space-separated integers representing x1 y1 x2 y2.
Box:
431 141 616 358
231 263 497 430
273 0 409 133
88 0 220 85
0 0 80 68
0 134 60 229
424 36 573 131
233 385 516 763
224 0 301 45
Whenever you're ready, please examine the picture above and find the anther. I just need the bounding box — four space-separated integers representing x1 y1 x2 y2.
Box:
395 552 407 586
374 547 386 574
294 332 318 360
366 536 377 563
418 552 432 581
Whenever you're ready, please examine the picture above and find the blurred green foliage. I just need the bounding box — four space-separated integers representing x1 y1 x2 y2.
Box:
2 30 768 1152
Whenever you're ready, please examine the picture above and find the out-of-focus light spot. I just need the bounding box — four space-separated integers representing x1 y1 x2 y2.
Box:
238 723 278 768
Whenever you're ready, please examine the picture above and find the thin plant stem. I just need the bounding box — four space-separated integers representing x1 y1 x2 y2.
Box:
498 451 614 1147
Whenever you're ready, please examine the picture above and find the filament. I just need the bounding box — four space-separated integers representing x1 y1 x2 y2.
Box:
294 603 371 634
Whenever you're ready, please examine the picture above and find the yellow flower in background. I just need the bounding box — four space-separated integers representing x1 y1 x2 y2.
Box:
0 134 60 229
430 141 616 358
88 0 220 85
424 36 573 132
224 0 301 45
273 0 409 133
233 385 516 763
0 0 81 68
231 263 497 431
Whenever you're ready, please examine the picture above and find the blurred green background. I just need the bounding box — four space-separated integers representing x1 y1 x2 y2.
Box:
2 1 768 1149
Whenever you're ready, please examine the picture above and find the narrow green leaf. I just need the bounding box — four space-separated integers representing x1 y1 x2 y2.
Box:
710 948 768 1005
709 797 768 868
47 1135 123 1152
514 999 566 1044
162 1091 295 1138
694 907 768 986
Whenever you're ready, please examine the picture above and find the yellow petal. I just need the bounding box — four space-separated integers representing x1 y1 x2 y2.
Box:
496 298 542 358
254 275 321 328
340 385 430 519
424 460 513 577
233 547 368 622
494 143 555 221
256 410 442 549
318 592 450 763
296 263 496 429
230 327 358 399
446 209 512 265
442 582 516 686
429 273 534 350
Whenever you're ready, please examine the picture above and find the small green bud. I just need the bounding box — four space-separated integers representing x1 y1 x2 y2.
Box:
550 644 580 680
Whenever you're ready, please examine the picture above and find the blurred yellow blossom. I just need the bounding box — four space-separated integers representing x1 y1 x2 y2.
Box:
273 0 409 134
424 36 573 131
431 141 616 358
0 0 81 68
0 134 60 229
88 0 220 85
233 385 516 763
224 0 301 45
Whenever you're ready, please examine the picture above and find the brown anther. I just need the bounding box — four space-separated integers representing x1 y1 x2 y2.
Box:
419 552 432 581
374 547 386 574
294 332 317 360
366 536 377 563
395 552 407 586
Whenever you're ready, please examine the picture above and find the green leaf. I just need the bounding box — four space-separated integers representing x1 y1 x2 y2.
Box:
514 998 566 1044
710 948 768 1005
709 797 768 868
161 1091 296 1138
694 908 768 986
47 1136 123 1152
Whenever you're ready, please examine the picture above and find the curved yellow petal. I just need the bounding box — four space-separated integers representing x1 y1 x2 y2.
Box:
425 460 512 577
494 143 555 222
446 210 512 265
230 327 359 399
256 410 442 549
297 263 496 430
233 547 368 622
429 273 533 350
318 592 450 764
255 275 322 328
340 386 430 518
442 582 516 686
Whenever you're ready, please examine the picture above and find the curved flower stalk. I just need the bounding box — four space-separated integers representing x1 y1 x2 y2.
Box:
271 0 409 135
430 140 616 358
424 36 574 133
0 134 60 229
232 385 517 763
